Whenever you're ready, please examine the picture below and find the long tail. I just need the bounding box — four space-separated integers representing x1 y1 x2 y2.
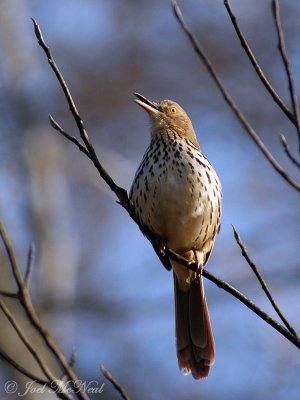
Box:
173 271 215 379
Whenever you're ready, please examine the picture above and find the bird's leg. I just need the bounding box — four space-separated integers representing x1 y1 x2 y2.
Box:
193 249 202 278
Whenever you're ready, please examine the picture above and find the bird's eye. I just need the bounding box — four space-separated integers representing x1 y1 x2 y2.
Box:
169 107 177 114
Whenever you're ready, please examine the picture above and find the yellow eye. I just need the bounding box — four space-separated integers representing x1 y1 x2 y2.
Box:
169 107 177 114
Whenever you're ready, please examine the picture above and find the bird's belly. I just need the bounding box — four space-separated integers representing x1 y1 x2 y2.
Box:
138 166 218 253
129 138 222 256
153 172 208 251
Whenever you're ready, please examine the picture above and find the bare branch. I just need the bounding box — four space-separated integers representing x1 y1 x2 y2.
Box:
0 290 18 298
32 18 128 208
69 349 77 368
0 302 75 399
272 0 300 151
100 365 130 400
18 290 89 399
0 297 55 382
172 0 300 193
224 0 295 125
280 134 300 168
202 268 300 349
0 221 25 292
31 19 89 144
233 226 298 338
49 114 90 157
24 243 35 287
164 245 300 348
0 221 89 400
0 348 48 385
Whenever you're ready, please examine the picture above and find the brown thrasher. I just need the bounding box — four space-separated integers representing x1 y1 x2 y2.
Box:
129 93 222 379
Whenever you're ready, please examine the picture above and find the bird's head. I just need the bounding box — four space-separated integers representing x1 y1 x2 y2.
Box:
134 93 198 147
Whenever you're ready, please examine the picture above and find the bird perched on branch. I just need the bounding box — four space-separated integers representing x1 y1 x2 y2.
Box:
130 93 222 379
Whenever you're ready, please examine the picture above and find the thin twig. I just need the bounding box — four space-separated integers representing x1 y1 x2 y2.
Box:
0 302 75 399
100 365 130 400
0 221 24 292
280 134 300 168
19 288 89 399
49 115 90 157
0 348 48 385
24 243 35 287
0 297 55 382
32 18 129 209
171 0 300 193
60 349 77 381
202 269 300 348
69 349 77 368
224 0 295 125
272 0 300 152
233 226 298 338
0 290 18 298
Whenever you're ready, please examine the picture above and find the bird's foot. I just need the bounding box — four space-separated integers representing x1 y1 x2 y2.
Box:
157 238 167 257
193 249 203 278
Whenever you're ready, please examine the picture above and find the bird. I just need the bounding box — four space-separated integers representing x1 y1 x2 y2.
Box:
129 93 222 379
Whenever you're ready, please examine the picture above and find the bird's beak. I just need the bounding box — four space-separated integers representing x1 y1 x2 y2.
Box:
134 93 161 115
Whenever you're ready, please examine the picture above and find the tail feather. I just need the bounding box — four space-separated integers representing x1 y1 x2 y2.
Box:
174 272 215 379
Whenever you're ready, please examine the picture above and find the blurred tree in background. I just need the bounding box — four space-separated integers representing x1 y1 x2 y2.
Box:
0 1 299 399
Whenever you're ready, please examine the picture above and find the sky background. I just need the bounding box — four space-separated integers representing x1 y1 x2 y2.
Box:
0 0 299 399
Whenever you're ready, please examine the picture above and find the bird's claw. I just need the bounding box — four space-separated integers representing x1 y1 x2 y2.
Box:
157 238 167 257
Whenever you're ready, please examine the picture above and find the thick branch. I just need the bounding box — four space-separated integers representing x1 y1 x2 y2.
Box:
172 0 300 193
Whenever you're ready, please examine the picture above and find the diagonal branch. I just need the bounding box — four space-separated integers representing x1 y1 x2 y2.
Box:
100 365 130 400
0 297 56 383
24 243 35 287
0 348 48 385
202 268 300 348
233 226 298 338
272 0 300 152
171 0 300 193
0 222 89 400
280 134 300 168
0 222 24 292
224 0 295 125
49 114 90 157
32 19 128 209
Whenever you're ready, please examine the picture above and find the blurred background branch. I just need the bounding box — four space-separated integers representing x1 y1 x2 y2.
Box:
0 221 89 400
